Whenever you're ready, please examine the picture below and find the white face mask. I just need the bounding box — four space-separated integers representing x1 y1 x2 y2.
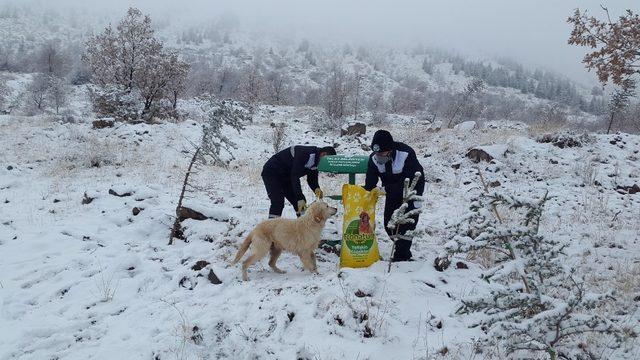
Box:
374 153 392 165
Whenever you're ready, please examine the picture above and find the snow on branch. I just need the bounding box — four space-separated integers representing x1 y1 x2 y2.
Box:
387 172 423 230
199 97 251 167
447 189 632 359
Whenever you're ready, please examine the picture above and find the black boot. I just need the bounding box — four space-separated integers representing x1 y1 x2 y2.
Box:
391 238 413 262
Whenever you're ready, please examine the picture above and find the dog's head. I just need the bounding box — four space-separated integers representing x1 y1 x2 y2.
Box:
307 200 338 224
359 211 370 225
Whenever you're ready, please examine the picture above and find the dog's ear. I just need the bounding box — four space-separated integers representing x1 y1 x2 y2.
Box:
311 204 324 223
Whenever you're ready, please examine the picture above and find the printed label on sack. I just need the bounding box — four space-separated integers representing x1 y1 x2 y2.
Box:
339 184 380 268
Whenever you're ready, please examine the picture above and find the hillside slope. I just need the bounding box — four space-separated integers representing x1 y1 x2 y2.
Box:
1 109 638 359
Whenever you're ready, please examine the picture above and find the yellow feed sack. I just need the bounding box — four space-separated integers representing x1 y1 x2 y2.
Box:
339 184 380 268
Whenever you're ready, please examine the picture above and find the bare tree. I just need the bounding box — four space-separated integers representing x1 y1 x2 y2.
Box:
530 103 568 127
271 123 288 153
215 67 234 97
26 74 51 112
165 51 190 111
48 76 69 115
568 7 640 89
351 67 363 120
239 63 264 105
446 78 485 128
83 7 189 121
323 64 348 119
136 50 189 119
264 70 289 105
36 41 69 76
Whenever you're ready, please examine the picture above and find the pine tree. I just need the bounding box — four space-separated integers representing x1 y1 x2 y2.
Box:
387 172 423 273
446 189 630 359
199 98 250 167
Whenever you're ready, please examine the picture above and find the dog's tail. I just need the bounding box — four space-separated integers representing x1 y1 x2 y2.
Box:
231 232 253 265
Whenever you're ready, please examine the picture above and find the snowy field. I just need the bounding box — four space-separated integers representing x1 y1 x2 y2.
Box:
1 109 639 359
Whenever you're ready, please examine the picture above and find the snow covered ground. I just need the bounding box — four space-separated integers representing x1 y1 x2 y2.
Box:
1 109 639 359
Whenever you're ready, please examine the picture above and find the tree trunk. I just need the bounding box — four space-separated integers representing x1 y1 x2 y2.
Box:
172 90 178 110
607 112 615 134
169 147 201 245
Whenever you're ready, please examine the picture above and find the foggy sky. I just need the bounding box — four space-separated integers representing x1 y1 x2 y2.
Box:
4 0 638 86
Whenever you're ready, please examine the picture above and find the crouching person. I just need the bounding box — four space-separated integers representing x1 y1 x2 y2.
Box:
262 145 336 218
364 130 425 262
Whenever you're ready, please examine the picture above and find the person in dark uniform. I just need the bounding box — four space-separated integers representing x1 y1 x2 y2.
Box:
262 145 337 218
364 130 425 262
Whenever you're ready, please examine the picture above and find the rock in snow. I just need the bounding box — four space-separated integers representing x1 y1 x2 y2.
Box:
454 121 477 131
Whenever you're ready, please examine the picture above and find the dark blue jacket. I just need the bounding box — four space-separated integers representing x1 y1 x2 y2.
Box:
262 145 321 202
364 142 425 196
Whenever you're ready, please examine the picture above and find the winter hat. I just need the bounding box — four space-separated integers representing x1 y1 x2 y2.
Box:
319 146 337 155
370 130 394 152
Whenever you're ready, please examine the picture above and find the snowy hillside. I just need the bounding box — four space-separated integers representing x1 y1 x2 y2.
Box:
0 2 609 127
1 108 638 359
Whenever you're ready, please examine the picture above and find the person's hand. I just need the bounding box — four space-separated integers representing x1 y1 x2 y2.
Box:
370 187 386 197
297 200 307 215
314 188 324 199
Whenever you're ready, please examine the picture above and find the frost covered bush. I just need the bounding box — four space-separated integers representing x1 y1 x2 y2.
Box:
370 111 389 126
271 122 288 153
447 191 632 359
199 97 251 167
310 110 344 133
25 73 51 113
88 85 142 122
23 74 70 115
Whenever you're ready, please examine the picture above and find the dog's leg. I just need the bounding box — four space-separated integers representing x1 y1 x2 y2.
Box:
242 242 269 281
299 251 319 274
268 245 286 274
309 251 318 272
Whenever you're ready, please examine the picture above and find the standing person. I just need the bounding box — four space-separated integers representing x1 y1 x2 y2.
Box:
262 145 336 218
364 130 425 262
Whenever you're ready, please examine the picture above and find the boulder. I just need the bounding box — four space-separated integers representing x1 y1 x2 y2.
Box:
425 120 443 133
466 148 493 163
537 133 589 149
92 118 115 129
207 269 222 284
340 122 366 136
109 189 132 197
434 256 451 272
177 206 208 221
82 192 95 205
616 184 640 195
466 144 508 163
191 260 210 271
454 121 477 131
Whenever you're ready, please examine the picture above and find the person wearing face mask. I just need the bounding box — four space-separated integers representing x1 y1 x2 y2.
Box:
364 130 425 262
